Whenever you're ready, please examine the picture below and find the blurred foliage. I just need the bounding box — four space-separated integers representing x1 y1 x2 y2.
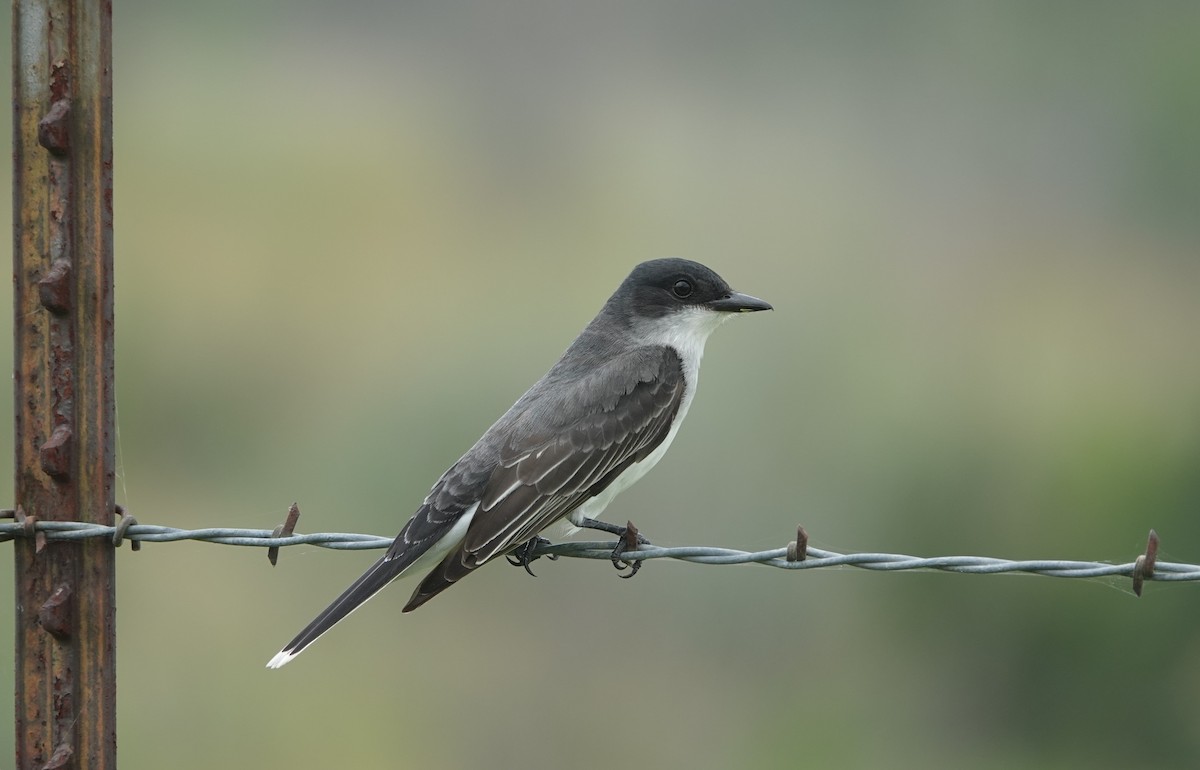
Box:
2 1 1199 768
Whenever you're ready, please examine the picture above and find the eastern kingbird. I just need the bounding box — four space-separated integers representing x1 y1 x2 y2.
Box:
267 258 770 668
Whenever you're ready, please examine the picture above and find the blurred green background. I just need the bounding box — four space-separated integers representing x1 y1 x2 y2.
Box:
3 1 1200 768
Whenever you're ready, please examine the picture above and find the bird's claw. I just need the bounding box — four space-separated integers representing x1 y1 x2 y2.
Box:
611 520 649 579
506 535 557 576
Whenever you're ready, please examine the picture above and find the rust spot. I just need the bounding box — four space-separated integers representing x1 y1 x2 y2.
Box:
39 425 73 479
38 260 72 315
38 584 72 639
38 99 71 156
48 59 70 102
52 672 74 721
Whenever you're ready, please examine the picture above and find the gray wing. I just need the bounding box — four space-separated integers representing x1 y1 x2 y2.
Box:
403 345 686 610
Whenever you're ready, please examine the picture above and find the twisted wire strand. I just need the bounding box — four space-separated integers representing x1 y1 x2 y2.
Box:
0 519 1192 584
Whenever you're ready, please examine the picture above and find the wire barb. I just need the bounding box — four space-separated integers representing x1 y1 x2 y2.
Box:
786 525 808 562
112 505 140 551
15 506 46 553
267 503 302 566
0 516 1193 592
1132 529 1159 597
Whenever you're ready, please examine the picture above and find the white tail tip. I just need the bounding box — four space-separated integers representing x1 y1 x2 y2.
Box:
266 649 298 669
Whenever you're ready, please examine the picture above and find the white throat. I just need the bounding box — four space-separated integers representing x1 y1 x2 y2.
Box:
637 306 732 384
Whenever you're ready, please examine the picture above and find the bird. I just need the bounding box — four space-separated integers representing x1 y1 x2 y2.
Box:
267 258 771 668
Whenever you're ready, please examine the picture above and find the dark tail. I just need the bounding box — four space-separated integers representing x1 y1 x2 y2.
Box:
266 555 404 668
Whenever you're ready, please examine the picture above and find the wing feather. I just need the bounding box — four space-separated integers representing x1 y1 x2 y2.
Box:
403 346 685 611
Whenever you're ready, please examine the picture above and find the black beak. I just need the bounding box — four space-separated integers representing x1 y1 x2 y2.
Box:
707 291 773 313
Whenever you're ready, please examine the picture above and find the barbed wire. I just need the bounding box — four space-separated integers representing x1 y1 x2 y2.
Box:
0 519 392 550
0 509 1185 595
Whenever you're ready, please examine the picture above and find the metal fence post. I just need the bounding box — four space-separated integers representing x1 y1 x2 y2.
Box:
12 0 117 768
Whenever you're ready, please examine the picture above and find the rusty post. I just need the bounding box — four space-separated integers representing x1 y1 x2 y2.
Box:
13 0 116 768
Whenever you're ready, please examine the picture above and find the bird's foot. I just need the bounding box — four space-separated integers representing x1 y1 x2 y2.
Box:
506 535 557 577
610 520 650 579
572 516 651 578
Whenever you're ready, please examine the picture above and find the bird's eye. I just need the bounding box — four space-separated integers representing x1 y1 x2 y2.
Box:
672 279 693 299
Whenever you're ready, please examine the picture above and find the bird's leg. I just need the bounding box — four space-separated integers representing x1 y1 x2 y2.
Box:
505 535 557 577
574 518 650 578
574 516 652 543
